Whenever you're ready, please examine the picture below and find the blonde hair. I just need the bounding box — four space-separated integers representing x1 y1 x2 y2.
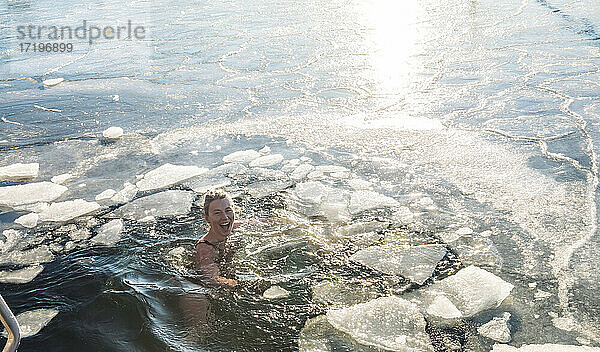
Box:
202 189 233 215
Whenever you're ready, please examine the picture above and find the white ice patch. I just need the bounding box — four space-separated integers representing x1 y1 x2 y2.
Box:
110 183 138 204
326 296 434 352
262 285 290 299
102 126 124 140
91 219 124 246
0 246 54 266
289 164 315 181
311 280 379 307
426 295 462 319
417 266 514 318
1 229 25 254
38 199 100 223
350 244 447 285
0 182 67 209
492 344 600 351
249 154 284 168
136 163 207 192
14 308 59 338
95 188 117 201
184 176 231 194
0 163 39 181
342 115 443 131
247 180 291 198
42 77 64 86
348 190 400 214
478 312 512 343
0 265 44 284
15 213 39 228
50 173 73 185
222 149 261 164
108 190 194 220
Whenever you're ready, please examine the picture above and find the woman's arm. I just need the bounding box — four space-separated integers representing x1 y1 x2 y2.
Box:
193 244 237 288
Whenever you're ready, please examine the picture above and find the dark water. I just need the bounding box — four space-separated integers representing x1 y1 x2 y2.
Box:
2 0 600 350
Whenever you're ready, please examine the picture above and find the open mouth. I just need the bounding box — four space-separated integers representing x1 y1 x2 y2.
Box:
220 222 231 231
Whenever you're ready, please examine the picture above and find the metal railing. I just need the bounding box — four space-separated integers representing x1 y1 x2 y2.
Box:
0 294 20 352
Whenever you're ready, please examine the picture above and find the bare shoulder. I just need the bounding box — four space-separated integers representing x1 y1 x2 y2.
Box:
194 242 217 261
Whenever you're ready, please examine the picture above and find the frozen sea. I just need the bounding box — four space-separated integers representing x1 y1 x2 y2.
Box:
1 0 600 351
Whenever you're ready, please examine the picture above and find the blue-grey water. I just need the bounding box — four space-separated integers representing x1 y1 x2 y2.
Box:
1 0 600 351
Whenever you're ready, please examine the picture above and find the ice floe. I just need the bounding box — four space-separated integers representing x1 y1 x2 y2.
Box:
15 213 39 228
50 173 73 185
38 199 100 223
492 344 600 351
425 295 462 319
110 182 138 204
247 180 291 198
95 188 117 201
1 229 25 254
0 265 44 284
326 296 434 351
0 182 67 209
184 176 231 194
102 127 124 140
262 285 290 299
350 244 447 285
108 190 194 220
478 312 512 343
136 163 207 192
259 146 271 155
91 219 124 246
0 163 39 181
42 77 64 86
312 280 379 307
14 308 59 338
289 164 314 180
249 154 284 168
0 245 54 265
222 149 261 164
348 190 399 214
416 266 514 319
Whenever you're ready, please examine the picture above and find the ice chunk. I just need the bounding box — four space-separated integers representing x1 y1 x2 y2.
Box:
348 191 400 214
262 285 290 299
326 296 434 351
0 265 44 284
456 227 474 236
478 312 512 343
38 199 101 222
102 126 123 140
42 77 64 86
491 344 600 351
312 280 379 307
426 295 462 319
419 266 514 318
223 149 260 164
315 165 349 174
294 182 327 203
248 167 287 180
350 244 447 285
0 163 39 181
247 180 291 198
1 229 25 254
347 178 372 190
290 164 315 181
50 173 73 185
110 183 137 204
15 213 39 228
15 308 59 338
13 202 49 213
0 245 54 265
184 176 231 194
91 219 124 246
108 190 194 220
249 154 284 168
136 163 207 192
95 188 117 201
0 182 67 209
259 146 271 155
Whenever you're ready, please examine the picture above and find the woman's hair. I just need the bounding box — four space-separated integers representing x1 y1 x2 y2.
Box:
202 189 234 215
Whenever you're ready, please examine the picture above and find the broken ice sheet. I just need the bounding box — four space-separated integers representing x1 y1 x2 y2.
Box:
350 244 447 285
0 265 44 284
108 190 194 220
38 199 101 223
91 219 124 246
326 296 434 352
135 163 207 192
0 246 54 266
13 309 59 338
348 190 400 214
0 182 67 209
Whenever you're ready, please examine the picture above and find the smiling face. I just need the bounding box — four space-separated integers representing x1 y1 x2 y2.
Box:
205 198 235 239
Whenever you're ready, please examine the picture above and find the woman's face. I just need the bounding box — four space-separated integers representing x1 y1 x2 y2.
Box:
205 198 235 237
